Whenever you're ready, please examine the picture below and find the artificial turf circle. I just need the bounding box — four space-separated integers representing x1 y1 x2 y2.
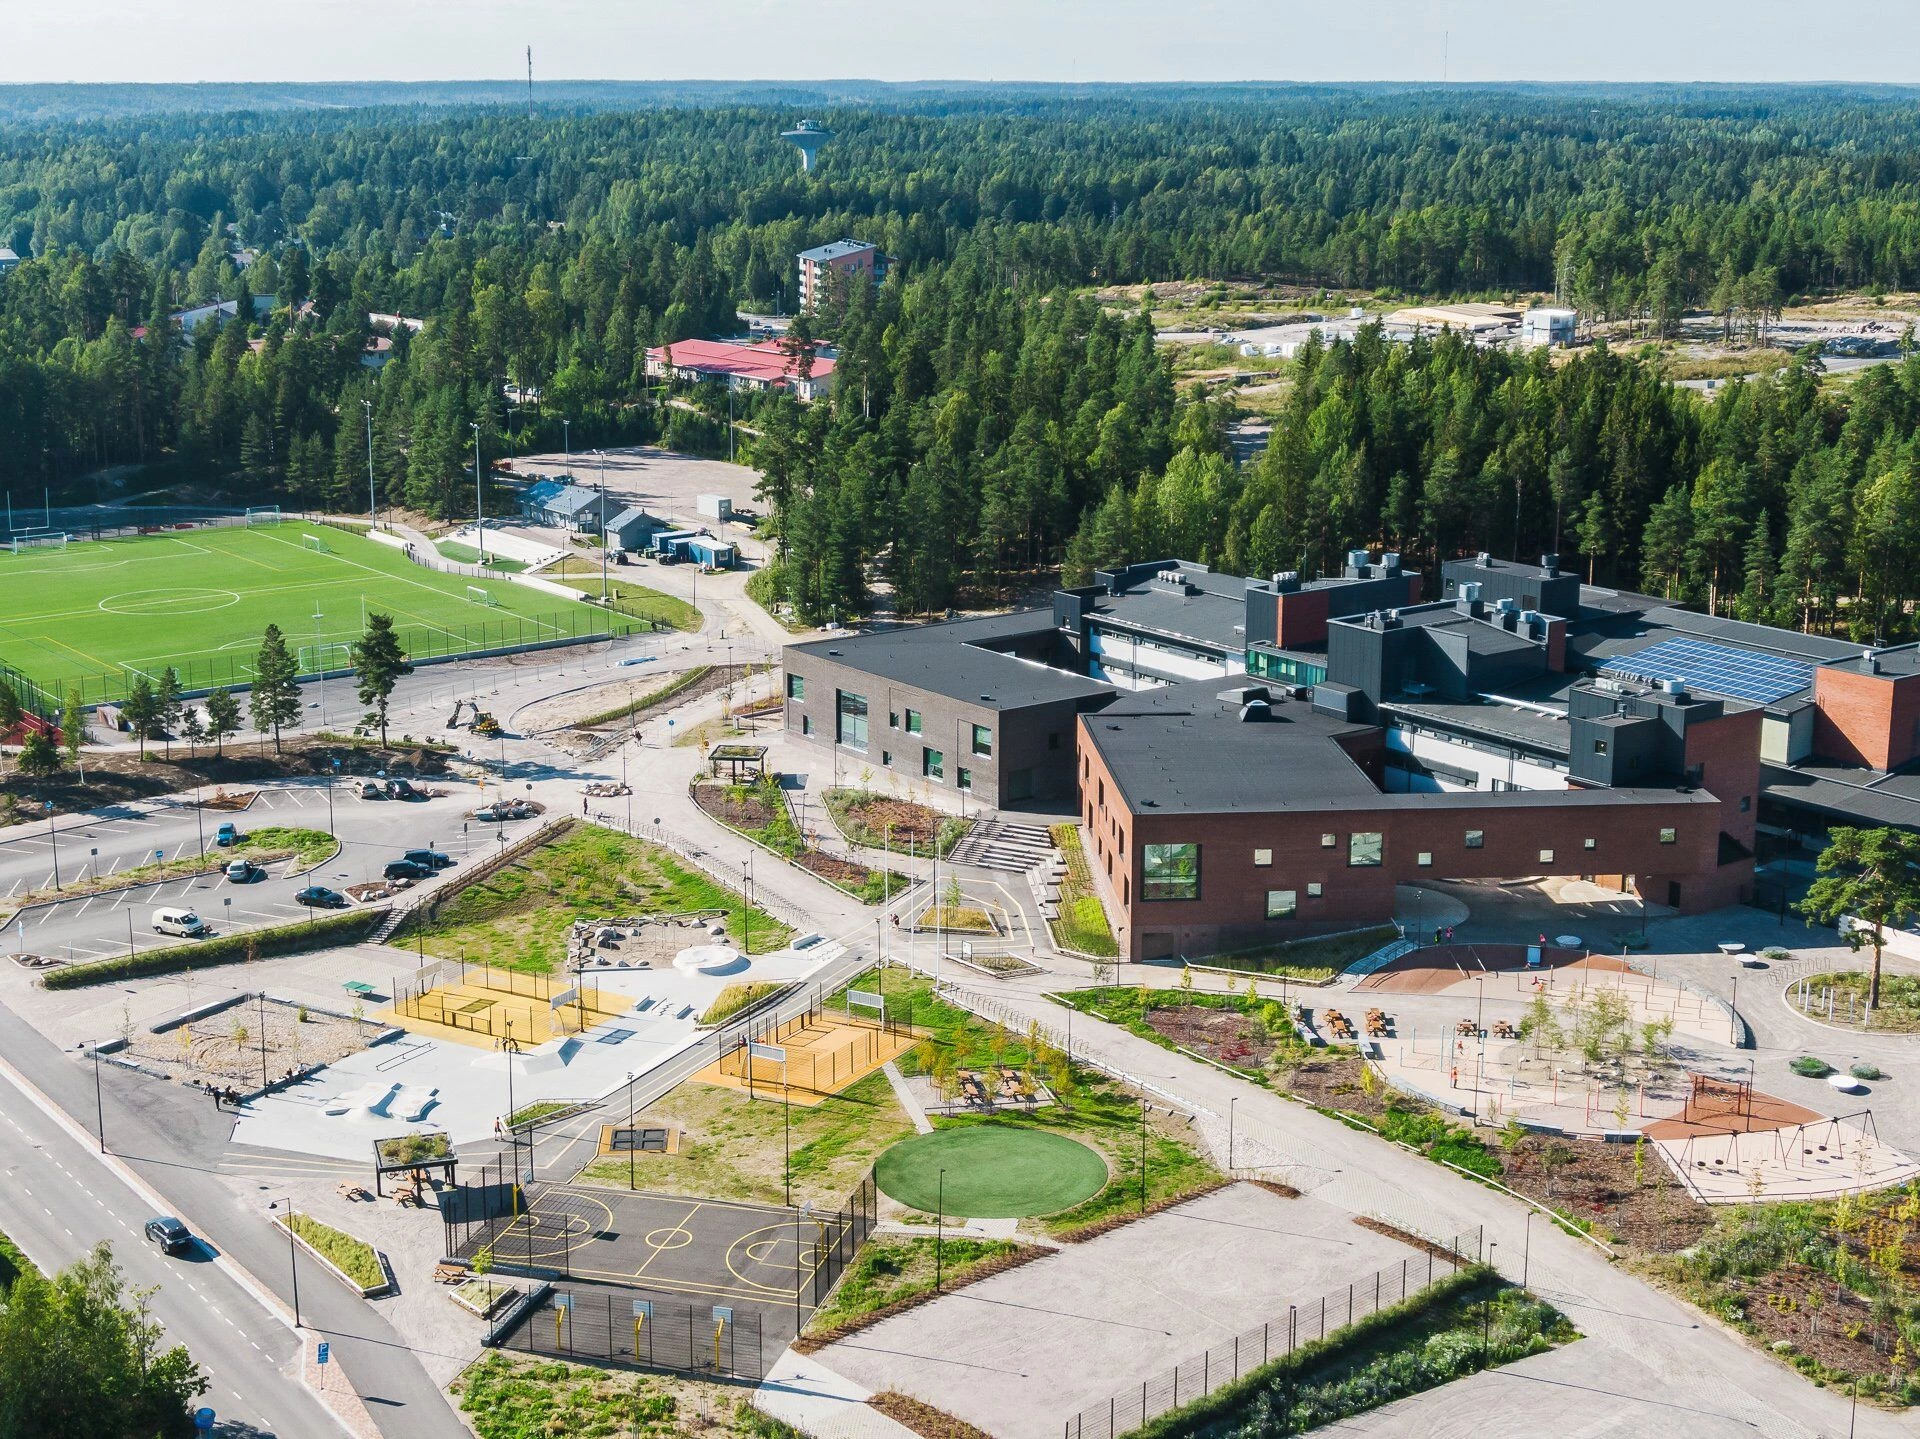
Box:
874 1124 1108 1218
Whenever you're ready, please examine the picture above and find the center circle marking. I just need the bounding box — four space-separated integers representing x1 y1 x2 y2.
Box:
98 587 242 616
644 1225 694 1251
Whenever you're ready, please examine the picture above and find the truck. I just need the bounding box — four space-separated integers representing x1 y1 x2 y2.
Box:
696 493 734 522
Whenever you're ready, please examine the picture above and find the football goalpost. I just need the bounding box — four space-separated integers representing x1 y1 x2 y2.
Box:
9 532 68 555
302 533 330 553
465 585 502 607
298 642 354 674
245 506 282 526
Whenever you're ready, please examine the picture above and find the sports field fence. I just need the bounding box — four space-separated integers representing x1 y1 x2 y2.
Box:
718 1002 926 1094
498 1286 770 1379
1063 1226 1485 1439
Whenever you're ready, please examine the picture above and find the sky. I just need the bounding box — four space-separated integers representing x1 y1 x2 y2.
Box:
5 1 1920 87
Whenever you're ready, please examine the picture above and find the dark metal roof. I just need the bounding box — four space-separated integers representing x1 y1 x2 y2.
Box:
1761 762 1920 832
1087 584 1248 652
1384 700 1572 756
787 612 1114 710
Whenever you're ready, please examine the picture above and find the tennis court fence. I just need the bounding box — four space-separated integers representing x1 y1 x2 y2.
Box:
1063 1226 1485 1439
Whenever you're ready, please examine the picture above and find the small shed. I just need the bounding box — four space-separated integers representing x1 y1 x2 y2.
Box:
708 744 768 781
686 536 737 570
604 505 662 552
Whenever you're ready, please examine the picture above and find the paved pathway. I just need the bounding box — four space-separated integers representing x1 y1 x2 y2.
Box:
858 958 1908 1439
881 1060 933 1135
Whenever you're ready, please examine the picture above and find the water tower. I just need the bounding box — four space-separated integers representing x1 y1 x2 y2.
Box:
780 119 832 172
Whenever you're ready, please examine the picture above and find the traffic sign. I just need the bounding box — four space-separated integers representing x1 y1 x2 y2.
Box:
194 1408 216 1432
316 1341 330 1365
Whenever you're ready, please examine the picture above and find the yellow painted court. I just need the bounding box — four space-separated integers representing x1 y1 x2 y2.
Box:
379 961 632 1049
690 1010 923 1106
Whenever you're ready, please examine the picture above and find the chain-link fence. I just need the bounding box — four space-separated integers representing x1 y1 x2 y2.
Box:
502 1286 769 1379
1063 1227 1485 1439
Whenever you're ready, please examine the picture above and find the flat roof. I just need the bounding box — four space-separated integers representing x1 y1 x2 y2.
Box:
1384 699 1572 755
798 240 877 262
1823 643 1920 678
787 612 1114 711
1761 762 1920 832
1089 584 1247 652
1083 681 1717 817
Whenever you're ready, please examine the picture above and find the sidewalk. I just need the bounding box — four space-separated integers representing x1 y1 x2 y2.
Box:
894 962 1905 1439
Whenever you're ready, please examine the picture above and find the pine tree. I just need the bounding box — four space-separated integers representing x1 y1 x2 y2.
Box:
154 667 183 760
250 624 301 753
59 689 84 775
350 613 410 748
1640 485 1693 600
203 687 241 757
120 677 160 761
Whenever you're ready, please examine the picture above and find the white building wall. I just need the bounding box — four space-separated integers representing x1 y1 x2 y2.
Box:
1385 726 1569 793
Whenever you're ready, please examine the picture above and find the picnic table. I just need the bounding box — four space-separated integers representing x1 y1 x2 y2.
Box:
342 980 376 998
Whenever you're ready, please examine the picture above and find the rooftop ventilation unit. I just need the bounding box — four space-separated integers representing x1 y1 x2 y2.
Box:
1495 596 1518 614
1347 549 1370 570
1865 648 1881 675
1658 678 1688 700
1382 551 1401 572
1477 551 1493 567
1540 553 1560 575
1272 570 1301 592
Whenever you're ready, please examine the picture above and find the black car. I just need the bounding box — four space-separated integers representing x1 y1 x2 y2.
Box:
295 885 348 909
383 859 432 882
385 778 423 801
402 848 453 871
144 1216 191 1255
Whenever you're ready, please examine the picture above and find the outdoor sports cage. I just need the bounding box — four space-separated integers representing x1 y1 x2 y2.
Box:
390 958 613 1042
717 996 925 1095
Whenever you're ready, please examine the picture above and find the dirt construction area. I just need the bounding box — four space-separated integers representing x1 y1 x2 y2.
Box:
512 445 763 536
119 996 389 1088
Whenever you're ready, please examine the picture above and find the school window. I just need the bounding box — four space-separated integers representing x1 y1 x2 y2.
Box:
786 673 805 700
1584 837 1596 850
1306 882 1323 898
1464 829 1484 848
923 748 945 780
1659 827 1677 844
882 751 892 767
1539 849 1555 864
889 711 900 729
1348 832 1383 867
1417 852 1432 867
801 715 812 735
971 724 992 757
1267 889 1297 919
957 767 973 792
905 709 923 735
1321 833 1337 848
836 690 869 751
1592 738 1607 754
1253 848 1272 867
1142 843 1201 902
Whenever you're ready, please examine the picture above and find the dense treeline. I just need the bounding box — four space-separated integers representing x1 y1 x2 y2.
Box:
7 88 1920 635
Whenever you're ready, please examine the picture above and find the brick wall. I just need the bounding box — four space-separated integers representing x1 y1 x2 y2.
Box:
1813 666 1920 771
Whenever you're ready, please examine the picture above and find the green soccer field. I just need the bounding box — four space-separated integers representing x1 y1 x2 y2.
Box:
0 521 626 708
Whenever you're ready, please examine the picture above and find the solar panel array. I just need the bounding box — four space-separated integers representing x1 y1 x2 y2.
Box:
1601 636 1814 705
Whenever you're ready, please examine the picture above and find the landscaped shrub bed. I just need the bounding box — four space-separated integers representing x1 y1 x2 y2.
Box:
823 788 969 857
42 908 386 988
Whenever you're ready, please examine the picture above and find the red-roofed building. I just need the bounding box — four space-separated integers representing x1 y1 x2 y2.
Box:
644 339 836 402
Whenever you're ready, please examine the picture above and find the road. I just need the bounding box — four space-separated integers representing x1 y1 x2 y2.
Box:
0 999 472 1439
0 1049 339 1439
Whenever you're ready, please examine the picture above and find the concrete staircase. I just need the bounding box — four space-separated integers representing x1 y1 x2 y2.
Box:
949 819 1055 874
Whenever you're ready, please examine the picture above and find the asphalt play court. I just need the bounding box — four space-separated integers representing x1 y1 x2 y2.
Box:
454 1184 849 1308
689 1009 922 1106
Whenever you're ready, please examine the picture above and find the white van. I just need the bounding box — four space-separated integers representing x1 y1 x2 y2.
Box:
152 907 209 938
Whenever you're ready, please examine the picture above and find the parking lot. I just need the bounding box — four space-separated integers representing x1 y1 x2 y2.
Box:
2 779 523 966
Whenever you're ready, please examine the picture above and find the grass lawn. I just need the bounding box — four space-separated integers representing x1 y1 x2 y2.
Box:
1048 823 1118 957
699 981 785 1026
806 1235 1022 1336
579 1070 916 1211
548 558 700 630
847 967 1220 1237
283 1212 384 1290
0 520 613 707
453 1352 804 1439
1793 970 1920 1032
435 539 528 572
407 824 791 973
876 1127 1107 1217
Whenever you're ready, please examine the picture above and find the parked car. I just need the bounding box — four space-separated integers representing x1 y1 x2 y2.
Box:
224 859 261 883
383 859 432 882
214 823 239 847
358 781 386 800
294 885 348 909
402 848 453 871
152 907 209 938
385 778 423 801
144 1217 192 1255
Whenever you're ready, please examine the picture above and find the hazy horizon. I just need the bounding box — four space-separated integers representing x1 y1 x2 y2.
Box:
6 1 1920 88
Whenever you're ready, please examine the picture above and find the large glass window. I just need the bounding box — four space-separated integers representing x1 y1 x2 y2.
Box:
786 673 805 700
1142 843 1201 902
1266 889 1297 919
971 723 993 757
1348 832 1384 867
905 709 923 735
836 690 869 751
923 748 944 780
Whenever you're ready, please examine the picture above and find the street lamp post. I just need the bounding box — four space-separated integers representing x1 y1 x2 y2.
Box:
935 1168 946 1292
1481 1242 1498 1369
1522 1210 1536 1294
561 418 570 459
626 1070 635 1192
1228 1095 1237 1174
45 804 59 889
273 1198 303 1328
89 1044 105 1153
471 422 485 563
364 397 378 529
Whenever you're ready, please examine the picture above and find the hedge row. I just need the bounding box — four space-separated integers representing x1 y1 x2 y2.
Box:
41 907 388 989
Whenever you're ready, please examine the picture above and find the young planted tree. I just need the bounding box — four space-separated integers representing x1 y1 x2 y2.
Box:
250 625 302 753
1800 825 1920 1011
15 730 60 782
203 686 241 757
349 613 411 748
120 676 161 761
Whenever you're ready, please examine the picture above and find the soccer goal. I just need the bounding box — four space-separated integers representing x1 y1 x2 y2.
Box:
245 505 283 526
298 642 354 674
466 585 502 607
302 533 330 553
10 532 68 555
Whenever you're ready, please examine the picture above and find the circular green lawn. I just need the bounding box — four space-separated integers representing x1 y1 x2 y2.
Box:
875 1125 1108 1218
